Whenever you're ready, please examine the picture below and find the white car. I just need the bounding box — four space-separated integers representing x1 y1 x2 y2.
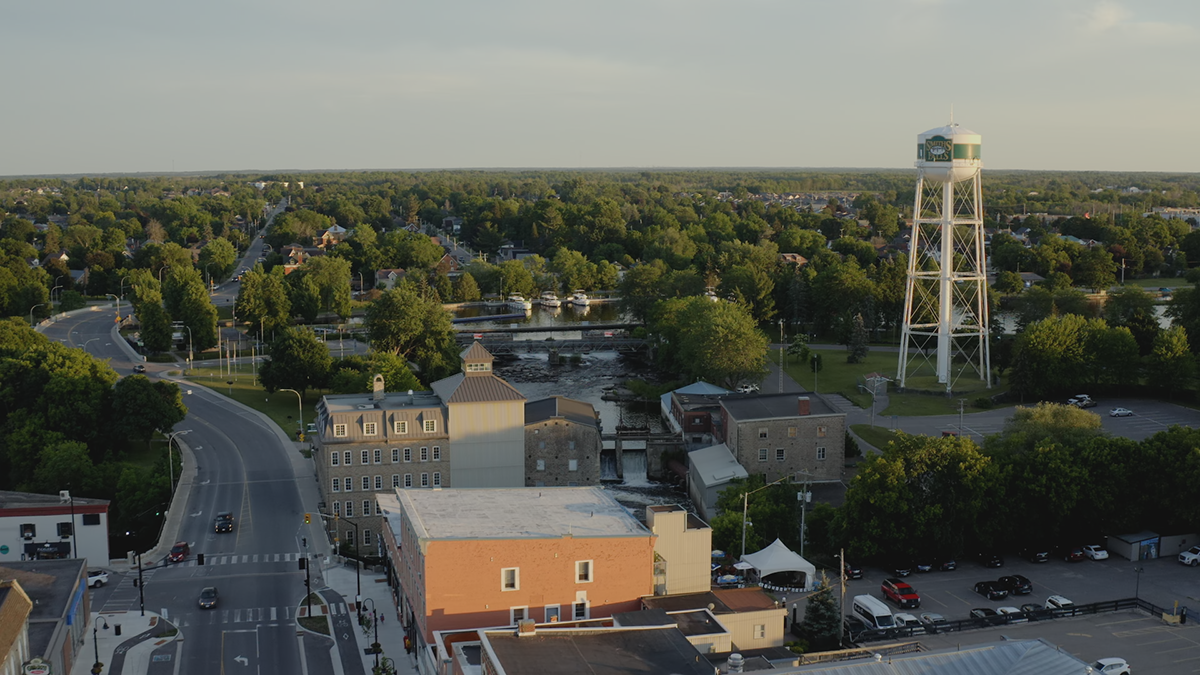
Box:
1179 546 1200 566
1092 657 1131 674
997 606 1027 623
892 613 925 634
1083 544 1109 560
87 570 109 588
1109 407 1134 417
1045 595 1074 610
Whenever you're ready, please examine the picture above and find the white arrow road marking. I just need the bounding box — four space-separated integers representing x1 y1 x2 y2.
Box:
234 655 248 666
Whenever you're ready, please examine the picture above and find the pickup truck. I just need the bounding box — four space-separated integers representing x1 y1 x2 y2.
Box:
1180 546 1200 566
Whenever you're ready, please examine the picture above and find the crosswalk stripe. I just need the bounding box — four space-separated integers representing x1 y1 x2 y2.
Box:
271 607 277 620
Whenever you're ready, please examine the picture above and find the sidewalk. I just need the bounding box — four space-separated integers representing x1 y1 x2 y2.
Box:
69 612 173 675
324 565 419 675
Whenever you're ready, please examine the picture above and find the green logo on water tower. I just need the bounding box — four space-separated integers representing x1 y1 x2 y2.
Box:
924 136 952 162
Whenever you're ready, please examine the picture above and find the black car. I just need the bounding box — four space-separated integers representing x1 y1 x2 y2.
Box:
936 558 958 572
214 512 234 533
199 586 218 609
998 574 1032 595
892 561 913 577
133 364 147 373
970 607 1002 625
843 616 869 641
1020 547 1049 563
843 561 863 580
977 552 1004 568
973 580 1009 600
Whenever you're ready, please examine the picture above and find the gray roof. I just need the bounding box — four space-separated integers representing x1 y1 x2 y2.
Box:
525 396 598 427
0 559 86 661
674 381 731 395
481 625 715 675
721 392 839 421
318 389 443 413
782 638 1091 674
0 490 109 508
688 444 747 487
460 341 494 364
431 371 526 404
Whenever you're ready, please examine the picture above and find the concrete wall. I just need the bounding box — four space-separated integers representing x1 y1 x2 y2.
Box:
1158 533 1199 558
525 420 601 486
727 413 844 484
449 400 525 487
0 507 109 564
719 607 787 650
647 507 712 595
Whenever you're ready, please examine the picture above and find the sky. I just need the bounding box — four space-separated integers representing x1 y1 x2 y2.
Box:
3 0 1197 176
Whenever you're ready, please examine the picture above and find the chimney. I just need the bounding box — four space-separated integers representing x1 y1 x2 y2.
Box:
517 619 536 636
796 396 810 416
372 374 385 402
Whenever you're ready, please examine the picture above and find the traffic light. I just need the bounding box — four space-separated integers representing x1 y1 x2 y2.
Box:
197 553 205 566
299 557 307 570
304 513 311 525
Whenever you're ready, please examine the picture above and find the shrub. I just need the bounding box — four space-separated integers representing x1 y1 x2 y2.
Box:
973 396 994 409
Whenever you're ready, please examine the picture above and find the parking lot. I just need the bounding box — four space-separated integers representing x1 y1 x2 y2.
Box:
847 551 1200 670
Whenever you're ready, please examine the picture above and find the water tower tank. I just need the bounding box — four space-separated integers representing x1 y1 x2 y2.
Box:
916 123 981 183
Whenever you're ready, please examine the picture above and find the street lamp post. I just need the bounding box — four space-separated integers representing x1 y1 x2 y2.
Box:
30 303 45 327
362 597 380 671
796 470 813 558
280 388 303 441
778 319 785 394
834 548 847 645
1134 566 1144 600
325 513 364 619
105 293 120 323
51 285 62 305
740 474 793 558
165 430 191 496
205 263 217 295
92 616 109 674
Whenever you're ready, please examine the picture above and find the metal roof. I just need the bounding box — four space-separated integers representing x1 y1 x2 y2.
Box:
779 639 1091 674
524 396 598 427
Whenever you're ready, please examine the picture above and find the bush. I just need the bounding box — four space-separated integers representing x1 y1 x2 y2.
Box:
58 290 86 312
844 431 862 458
973 396 994 409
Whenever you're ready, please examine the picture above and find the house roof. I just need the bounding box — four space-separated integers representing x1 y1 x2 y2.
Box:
525 396 598 427
688 444 747 487
431 372 526 404
721 392 839 421
786 638 1092 674
479 624 713 675
674 381 731 395
0 490 108 509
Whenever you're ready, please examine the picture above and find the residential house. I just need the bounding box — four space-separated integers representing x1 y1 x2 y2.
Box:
660 381 731 444
646 504 711 596
687 444 748 521
375 268 406 290
524 396 602 487
778 253 808 267
0 491 110 563
313 224 348 250
642 587 787 652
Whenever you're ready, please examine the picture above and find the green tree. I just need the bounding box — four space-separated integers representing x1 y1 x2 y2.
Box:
1010 315 1091 399
718 264 775 322
1072 246 1117 290
454 272 481 302
618 260 668 322
139 301 173 353
846 313 868 364
31 441 97 495
259 328 332 396
235 267 292 338
994 270 1023 294
58 289 85 312
287 273 321 323
111 376 188 448
649 295 767 389
363 283 459 381
985 403 1105 456
198 238 237 281
1149 325 1194 396
301 256 353 319
798 574 841 649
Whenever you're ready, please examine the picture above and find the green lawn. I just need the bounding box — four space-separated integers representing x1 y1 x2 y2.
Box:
850 424 902 451
183 363 321 440
1123 278 1186 289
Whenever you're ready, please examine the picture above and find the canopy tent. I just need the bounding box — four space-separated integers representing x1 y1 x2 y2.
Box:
740 538 818 590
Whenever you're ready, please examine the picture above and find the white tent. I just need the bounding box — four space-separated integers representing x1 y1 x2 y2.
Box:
740 538 818 591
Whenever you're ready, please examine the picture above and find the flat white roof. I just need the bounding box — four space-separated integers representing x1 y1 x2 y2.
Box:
383 487 650 541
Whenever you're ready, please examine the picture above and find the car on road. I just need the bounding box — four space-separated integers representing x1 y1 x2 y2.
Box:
997 606 1027 623
1179 546 1200 566
998 574 1033 595
1109 407 1134 417
977 552 1004 568
1020 546 1049 563
87 570 109 587
1083 544 1110 560
1045 595 1075 610
214 512 234 533
1092 657 1131 674
133 364 146 373
199 586 219 609
881 578 921 609
973 580 1009 600
168 541 189 563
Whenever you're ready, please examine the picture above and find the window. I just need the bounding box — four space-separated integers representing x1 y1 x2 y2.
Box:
343 451 352 466
466 362 490 372
331 452 340 466
539 441 545 449
420 447 428 462
373 449 382 464
334 424 348 437
394 420 408 434
754 624 766 639
374 475 382 490
568 441 576 450
57 522 73 537
423 419 437 433
375 501 382 515
573 601 589 620
361 450 370 465
817 447 827 460
432 446 441 461
510 607 527 624
404 448 412 463
817 426 827 438
432 472 441 487
361 476 370 491
568 459 578 472
693 418 703 426
776 448 785 461
363 422 378 436
391 448 399 463
363 529 372 546
536 460 545 471
534 481 545 488
363 500 371 517
82 513 100 526
787 426 797 438
332 479 340 493
333 502 341 516
392 474 400 488
421 473 429 487
345 501 354 517
545 605 561 623
344 477 353 492
759 448 768 462
576 560 592 583
502 567 519 591
404 474 413 488
758 427 768 439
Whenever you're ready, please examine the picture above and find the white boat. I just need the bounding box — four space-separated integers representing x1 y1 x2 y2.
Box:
570 290 590 307
705 287 720 302
483 296 504 309
507 294 533 311
539 291 561 308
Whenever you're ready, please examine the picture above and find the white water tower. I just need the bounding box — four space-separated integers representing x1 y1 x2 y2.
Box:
897 122 991 392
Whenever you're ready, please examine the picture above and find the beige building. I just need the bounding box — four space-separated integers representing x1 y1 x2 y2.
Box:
524 396 602 486
646 505 711 596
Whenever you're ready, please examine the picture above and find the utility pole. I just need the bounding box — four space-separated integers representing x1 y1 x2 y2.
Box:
778 320 785 394
797 471 813 558
958 398 966 436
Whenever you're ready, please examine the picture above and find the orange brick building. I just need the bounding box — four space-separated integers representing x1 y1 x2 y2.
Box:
378 487 656 646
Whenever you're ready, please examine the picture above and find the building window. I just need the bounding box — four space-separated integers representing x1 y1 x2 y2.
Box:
391 448 399 463
432 472 442 487
331 452 340 466
466 362 490 372
363 500 371 517
404 474 413 488
362 476 370 491
374 475 383 490
502 568 519 591
82 513 100 526
420 447 428 462
755 624 766 639
57 522 73 537
693 418 703 426
776 448 785 461
432 446 441 461
334 424 348 437
536 460 545 471
573 601 589 620
539 441 545 449
534 481 545 487
392 474 400 488
361 450 370 465
568 441 576 450
510 607 527 624
375 501 382 515
569 459 578 472
787 426 797 438
345 501 354 517
395 420 408 435
817 447 827 460
344 477 353 492
759 448 768 462
404 448 412 462
363 422 378 436
545 605 560 623
424 419 437 433
332 479 340 493
333 502 341 516
363 529 372 547
817 426 827 438
758 428 768 439
373 449 382 464
343 451 352 466
576 560 592 583
420 473 429 487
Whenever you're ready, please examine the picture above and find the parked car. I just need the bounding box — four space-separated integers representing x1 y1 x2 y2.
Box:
1019 546 1050 563
977 552 1004 568
1045 595 1075 610
87 570 109 588
1092 657 1131 674
843 616 869 640
1061 546 1086 563
893 613 925 634
998 574 1032 595
1019 603 1046 619
891 561 913 577
843 561 864 580
168 541 189 563
1179 546 1200 566
919 612 947 628
1083 544 1110 560
973 580 1009 600
881 578 921 609
133 364 147 373
970 607 1000 624
736 384 759 394
997 606 1027 623
199 586 219 609
1109 407 1134 417
914 559 933 573
1068 394 1096 408
936 558 957 572
214 512 234 533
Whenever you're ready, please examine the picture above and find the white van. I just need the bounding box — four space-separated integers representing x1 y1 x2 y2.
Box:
852 594 895 630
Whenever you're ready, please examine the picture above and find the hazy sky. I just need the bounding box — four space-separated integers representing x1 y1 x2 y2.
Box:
3 0 1197 176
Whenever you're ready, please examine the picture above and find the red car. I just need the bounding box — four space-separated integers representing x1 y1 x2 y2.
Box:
168 541 190 563
882 578 921 609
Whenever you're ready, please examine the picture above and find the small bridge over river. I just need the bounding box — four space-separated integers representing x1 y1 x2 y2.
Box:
455 322 649 355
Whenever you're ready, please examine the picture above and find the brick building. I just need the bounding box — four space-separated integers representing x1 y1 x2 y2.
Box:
715 394 845 485
524 396 602 486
